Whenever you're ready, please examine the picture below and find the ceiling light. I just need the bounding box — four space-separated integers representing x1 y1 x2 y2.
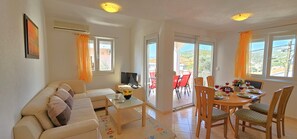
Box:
100 2 121 13
231 13 252 21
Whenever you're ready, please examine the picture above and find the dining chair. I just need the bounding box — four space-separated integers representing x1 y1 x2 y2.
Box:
245 79 263 89
173 75 181 99
194 77 203 116
149 72 156 96
206 76 214 87
179 73 191 96
194 77 203 86
234 89 282 139
249 86 294 138
195 85 228 139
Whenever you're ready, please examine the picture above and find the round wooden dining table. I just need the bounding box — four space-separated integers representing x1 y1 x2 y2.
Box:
213 89 266 132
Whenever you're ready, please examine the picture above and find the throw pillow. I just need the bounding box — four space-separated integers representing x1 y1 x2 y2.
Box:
47 96 71 126
59 83 74 97
55 88 73 109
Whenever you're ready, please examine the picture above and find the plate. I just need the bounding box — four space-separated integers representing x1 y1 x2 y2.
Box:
246 89 261 94
237 93 257 99
214 95 224 100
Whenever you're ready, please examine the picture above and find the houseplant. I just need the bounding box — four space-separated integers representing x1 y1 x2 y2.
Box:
232 79 244 92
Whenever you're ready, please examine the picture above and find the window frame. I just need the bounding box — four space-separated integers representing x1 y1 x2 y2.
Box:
249 37 267 78
249 31 297 82
90 36 115 75
267 32 297 81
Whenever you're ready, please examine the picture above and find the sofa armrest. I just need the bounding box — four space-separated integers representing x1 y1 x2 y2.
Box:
40 119 99 139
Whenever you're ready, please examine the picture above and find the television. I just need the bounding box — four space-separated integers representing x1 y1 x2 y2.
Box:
121 72 138 86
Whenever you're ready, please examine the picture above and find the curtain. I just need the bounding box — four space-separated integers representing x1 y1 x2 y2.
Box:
76 34 92 82
234 31 252 79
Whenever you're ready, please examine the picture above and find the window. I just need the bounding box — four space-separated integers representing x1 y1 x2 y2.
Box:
270 35 295 77
88 37 114 73
249 39 265 75
198 43 214 81
249 33 296 80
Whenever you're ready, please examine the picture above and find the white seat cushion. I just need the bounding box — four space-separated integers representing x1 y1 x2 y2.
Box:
68 107 98 124
72 98 93 110
86 88 115 101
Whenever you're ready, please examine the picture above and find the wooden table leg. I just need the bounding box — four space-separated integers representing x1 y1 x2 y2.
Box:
142 103 146 127
226 106 235 133
105 97 108 115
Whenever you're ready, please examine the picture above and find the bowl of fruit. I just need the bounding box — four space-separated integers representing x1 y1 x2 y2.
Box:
122 89 133 100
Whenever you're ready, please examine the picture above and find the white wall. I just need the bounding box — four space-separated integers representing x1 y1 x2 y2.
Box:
46 18 131 89
215 32 297 119
0 0 48 138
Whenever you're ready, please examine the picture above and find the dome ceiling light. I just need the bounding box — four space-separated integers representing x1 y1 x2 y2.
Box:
231 13 252 21
100 2 121 13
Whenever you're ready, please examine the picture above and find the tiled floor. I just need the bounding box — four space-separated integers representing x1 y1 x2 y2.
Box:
147 106 297 139
147 89 194 108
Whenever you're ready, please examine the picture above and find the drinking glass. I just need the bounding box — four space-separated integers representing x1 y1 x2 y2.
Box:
225 87 230 99
239 86 244 92
246 82 250 87
215 85 219 91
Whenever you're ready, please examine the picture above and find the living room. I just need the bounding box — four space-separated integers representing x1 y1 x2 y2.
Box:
1 0 297 139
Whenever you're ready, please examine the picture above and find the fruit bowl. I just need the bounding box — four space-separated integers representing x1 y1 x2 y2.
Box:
122 89 133 100
124 95 132 100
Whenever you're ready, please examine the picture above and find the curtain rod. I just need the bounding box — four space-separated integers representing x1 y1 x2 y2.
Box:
240 22 297 33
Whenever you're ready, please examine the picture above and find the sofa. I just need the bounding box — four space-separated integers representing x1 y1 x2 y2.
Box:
14 80 115 139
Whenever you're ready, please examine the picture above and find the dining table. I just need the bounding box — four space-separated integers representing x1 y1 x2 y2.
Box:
213 88 266 133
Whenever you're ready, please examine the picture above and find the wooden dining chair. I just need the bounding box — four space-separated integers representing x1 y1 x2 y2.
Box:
234 89 282 139
206 76 214 87
194 77 203 86
194 77 203 116
249 86 294 138
195 85 228 139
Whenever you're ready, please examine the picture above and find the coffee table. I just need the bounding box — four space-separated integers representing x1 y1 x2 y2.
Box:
105 94 146 134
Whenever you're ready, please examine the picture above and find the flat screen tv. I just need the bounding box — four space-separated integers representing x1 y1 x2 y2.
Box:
121 72 138 86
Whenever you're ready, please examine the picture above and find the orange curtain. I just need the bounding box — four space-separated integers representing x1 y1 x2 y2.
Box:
234 31 252 79
76 34 92 82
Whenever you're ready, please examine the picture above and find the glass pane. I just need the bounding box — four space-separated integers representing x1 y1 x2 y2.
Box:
147 40 157 106
173 41 194 108
270 35 296 77
88 40 95 71
249 40 265 75
99 40 112 71
198 43 213 84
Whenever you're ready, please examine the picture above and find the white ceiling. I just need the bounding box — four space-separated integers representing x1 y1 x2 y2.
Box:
44 0 297 32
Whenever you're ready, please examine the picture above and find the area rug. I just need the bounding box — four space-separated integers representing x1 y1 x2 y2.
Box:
96 111 176 139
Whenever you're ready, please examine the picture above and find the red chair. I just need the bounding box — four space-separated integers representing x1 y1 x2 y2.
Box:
179 73 191 96
173 75 181 99
149 72 156 95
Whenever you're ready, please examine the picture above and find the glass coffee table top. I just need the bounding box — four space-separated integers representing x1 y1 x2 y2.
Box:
106 94 143 109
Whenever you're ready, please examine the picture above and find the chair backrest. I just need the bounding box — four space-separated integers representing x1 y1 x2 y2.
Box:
266 89 282 128
149 72 156 89
194 77 203 86
179 73 191 87
245 79 263 89
173 75 179 89
206 76 214 87
277 86 294 118
195 86 215 122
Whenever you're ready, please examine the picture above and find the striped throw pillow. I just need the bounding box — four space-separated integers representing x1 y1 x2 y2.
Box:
47 96 71 126
55 88 73 109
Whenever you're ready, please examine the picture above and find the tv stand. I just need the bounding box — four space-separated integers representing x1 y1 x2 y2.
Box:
115 84 145 101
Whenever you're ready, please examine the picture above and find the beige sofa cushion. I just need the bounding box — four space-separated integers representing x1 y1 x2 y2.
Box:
86 88 115 101
72 98 93 110
68 107 98 124
48 96 71 126
14 116 43 139
35 110 54 130
22 87 56 116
